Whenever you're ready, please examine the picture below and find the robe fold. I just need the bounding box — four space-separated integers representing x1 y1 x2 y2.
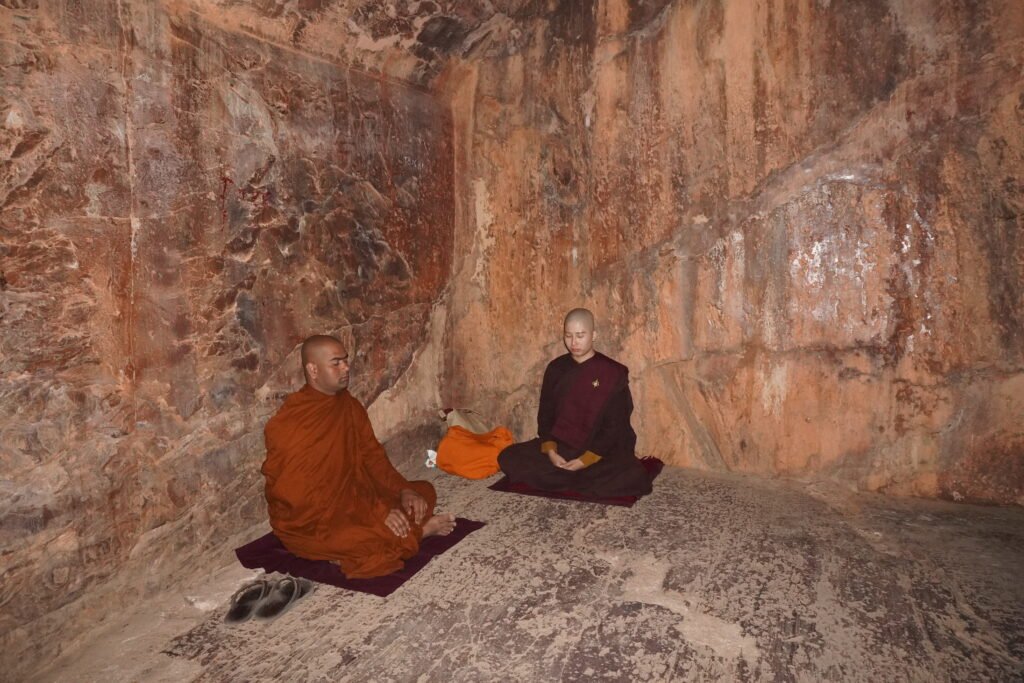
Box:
262 384 436 579
497 352 652 497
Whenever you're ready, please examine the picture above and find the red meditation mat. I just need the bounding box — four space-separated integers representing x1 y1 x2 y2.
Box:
488 456 664 507
234 518 485 597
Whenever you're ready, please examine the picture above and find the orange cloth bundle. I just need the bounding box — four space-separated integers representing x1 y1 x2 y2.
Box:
437 425 514 479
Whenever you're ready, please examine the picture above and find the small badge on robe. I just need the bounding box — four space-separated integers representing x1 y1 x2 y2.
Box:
592 379 600 388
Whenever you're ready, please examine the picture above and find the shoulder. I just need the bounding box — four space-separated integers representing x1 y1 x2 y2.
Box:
594 352 629 377
265 388 304 431
542 353 573 381
340 389 365 410
338 390 370 421
547 353 574 371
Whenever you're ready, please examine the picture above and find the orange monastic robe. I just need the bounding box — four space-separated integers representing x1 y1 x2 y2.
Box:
262 384 436 578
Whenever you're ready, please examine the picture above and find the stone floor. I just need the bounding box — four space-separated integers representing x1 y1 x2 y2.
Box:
37 465 1024 682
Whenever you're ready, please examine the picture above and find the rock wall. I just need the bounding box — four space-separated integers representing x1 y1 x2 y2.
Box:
2 0 1022 677
443 0 1024 505
0 0 452 673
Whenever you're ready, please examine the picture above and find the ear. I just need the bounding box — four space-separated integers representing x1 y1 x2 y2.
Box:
305 362 318 379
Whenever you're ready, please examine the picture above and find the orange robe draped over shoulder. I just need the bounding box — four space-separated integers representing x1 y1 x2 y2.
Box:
262 385 436 578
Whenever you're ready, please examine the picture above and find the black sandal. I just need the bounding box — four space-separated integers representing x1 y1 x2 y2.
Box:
224 579 271 624
253 576 314 621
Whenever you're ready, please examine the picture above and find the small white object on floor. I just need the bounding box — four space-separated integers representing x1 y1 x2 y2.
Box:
425 449 437 468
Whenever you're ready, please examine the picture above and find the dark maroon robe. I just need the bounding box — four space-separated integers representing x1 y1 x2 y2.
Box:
497 352 652 497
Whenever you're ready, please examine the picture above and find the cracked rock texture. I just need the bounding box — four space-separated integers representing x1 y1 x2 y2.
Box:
149 467 1022 681
1 1 452 678
442 0 1024 506
3 0 1024 680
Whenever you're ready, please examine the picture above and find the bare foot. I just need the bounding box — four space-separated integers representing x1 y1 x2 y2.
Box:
422 513 457 538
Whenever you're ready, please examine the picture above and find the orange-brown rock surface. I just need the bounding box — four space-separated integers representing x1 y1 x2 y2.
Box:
441 0 1024 507
1 0 453 673
2 0 1022 679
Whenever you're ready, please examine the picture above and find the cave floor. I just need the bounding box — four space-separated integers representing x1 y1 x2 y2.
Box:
39 465 1024 682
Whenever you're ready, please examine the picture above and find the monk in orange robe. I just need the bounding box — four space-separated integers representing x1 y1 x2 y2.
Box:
262 335 456 579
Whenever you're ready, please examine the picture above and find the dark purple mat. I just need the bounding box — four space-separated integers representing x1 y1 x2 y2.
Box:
488 457 664 507
235 518 485 598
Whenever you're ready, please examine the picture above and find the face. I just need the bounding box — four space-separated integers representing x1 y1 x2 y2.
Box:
563 320 596 361
306 341 350 394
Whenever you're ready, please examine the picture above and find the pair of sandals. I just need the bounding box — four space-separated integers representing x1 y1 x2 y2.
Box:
224 575 315 624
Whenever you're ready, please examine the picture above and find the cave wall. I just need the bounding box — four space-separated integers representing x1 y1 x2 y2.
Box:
3 0 1023 676
0 0 452 670
443 0 1024 505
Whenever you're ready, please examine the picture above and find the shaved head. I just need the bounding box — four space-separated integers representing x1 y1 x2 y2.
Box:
563 308 597 362
300 334 351 394
301 335 342 366
563 308 595 331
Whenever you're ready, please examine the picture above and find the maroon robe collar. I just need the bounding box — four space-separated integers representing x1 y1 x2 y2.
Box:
550 353 626 450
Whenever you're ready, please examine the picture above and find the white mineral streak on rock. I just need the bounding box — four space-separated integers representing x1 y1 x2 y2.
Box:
367 301 446 442
5 107 25 130
606 552 762 664
761 362 790 416
471 178 496 288
790 236 831 291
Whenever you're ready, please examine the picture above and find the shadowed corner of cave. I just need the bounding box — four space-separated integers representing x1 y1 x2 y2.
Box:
2 0 1023 681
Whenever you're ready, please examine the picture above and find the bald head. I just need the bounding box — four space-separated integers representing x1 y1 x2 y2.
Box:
301 335 342 366
563 308 595 331
563 308 596 362
300 335 351 394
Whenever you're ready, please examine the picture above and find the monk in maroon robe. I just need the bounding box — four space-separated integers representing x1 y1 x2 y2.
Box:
262 335 456 579
497 309 652 497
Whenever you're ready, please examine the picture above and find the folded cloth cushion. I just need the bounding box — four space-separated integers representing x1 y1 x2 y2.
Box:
437 425 514 479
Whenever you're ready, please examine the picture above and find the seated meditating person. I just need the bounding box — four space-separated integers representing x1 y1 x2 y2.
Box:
262 335 456 579
497 308 652 498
